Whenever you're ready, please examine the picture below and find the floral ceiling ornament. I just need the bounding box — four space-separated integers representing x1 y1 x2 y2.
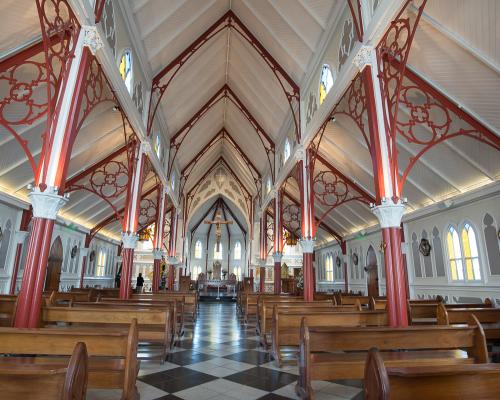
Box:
338 19 355 71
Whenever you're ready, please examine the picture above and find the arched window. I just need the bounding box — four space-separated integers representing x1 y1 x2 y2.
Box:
119 50 133 93
214 243 223 260
447 223 482 281
283 138 291 163
192 265 202 280
319 64 334 105
462 223 481 280
447 226 464 281
194 240 202 259
266 177 272 195
325 254 334 281
234 241 242 260
234 266 242 280
154 134 161 159
96 250 107 277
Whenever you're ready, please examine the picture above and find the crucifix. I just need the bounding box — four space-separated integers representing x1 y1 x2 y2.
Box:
204 210 233 251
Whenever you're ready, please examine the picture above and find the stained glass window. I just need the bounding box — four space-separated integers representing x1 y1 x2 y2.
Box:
192 265 202 280
214 243 223 260
194 240 202 259
154 134 161 159
283 138 291 163
319 64 334 105
462 223 481 280
119 50 132 93
234 241 241 260
447 226 464 281
96 250 107 277
326 254 334 281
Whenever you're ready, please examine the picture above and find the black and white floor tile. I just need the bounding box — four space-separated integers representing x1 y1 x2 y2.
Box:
88 302 364 400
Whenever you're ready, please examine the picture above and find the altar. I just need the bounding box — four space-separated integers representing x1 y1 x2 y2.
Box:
197 267 237 300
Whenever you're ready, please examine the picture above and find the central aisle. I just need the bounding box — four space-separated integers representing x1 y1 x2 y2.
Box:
117 302 364 399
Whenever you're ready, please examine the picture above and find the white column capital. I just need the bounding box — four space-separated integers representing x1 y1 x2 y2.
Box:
121 232 138 249
28 186 69 220
167 256 180 266
272 252 283 263
371 199 406 228
14 230 29 244
352 45 375 71
80 247 89 257
82 25 104 55
299 238 316 253
140 141 152 154
294 144 305 163
258 259 267 268
152 249 164 260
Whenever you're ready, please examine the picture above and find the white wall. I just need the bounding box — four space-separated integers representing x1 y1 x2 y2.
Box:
315 189 500 305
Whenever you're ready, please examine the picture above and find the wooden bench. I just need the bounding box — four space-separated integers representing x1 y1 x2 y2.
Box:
272 308 388 366
259 301 354 347
0 341 88 400
409 299 493 325
131 292 198 321
43 306 170 363
72 300 181 347
338 295 372 307
295 316 488 399
0 321 138 399
437 304 500 340
256 296 335 335
244 294 297 323
364 347 500 400
45 291 92 306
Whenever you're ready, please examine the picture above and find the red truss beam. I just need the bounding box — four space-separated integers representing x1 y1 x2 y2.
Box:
283 191 343 245
185 156 253 221
89 183 159 242
391 60 500 194
180 128 262 198
167 84 275 180
265 209 274 256
309 72 372 170
148 10 300 142
312 152 375 230
347 0 364 42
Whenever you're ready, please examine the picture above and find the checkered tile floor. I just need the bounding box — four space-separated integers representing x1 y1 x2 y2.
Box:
88 302 364 400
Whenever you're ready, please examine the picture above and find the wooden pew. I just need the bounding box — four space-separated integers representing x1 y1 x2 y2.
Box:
0 321 138 399
257 296 323 333
131 292 198 321
72 300 180 347
45 291 92 306
43 306 171 363
272 308 387 366
259 301 355 347
338 294 371 307
295 316 488 399
0 341 88 400
364 347 500 400
244 293 297 323
409 298 493 325
437 304 500 340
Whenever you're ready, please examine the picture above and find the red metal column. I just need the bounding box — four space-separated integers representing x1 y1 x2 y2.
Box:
358 53 409 326
119 243 135 299
14 30 92 328
273 191 283 294
167 207 179 291
259 264 266 293
152 254 162 293
152 186 167 294
298 155 316 302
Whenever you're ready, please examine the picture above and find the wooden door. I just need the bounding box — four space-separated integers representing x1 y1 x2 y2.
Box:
45 237 63 292
365 246 379 297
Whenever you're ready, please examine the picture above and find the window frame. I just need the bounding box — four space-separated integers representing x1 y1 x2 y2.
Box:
95 249 107 277
319 64 334 105
194 240 203 259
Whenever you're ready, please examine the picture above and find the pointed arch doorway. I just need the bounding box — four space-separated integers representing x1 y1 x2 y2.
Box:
365 245 379 297
45 236 63 292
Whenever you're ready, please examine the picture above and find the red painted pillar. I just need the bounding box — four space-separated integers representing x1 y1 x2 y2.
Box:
152 251 162 293
120 233 137 299
273 253 282 294
301 241 315 301
259 264 266 293
14 29 92 328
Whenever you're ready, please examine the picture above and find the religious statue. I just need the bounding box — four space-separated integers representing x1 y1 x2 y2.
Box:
204 210 233 251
